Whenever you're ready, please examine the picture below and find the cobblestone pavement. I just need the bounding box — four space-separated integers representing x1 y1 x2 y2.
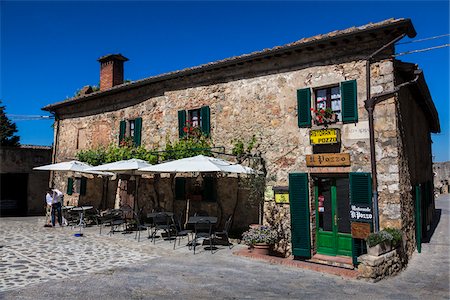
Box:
0 195 449 299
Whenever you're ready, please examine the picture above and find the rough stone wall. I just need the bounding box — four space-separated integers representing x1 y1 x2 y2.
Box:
434 161 450 194
395 87 435 256
357 248 406 282
51 39 404 246
0 146 52 215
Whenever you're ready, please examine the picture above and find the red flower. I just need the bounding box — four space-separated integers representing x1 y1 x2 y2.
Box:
183 127 188 133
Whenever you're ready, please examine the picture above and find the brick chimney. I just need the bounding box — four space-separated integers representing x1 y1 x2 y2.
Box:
97 54 129 91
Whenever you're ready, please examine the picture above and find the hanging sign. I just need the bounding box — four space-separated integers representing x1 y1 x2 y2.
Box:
306 153 350 167
351 222 371 239
273 186 289 204
349 204 373 221
310 128 340 145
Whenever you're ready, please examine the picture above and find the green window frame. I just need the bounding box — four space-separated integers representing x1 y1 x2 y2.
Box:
119 118 142 146
178 106 211 138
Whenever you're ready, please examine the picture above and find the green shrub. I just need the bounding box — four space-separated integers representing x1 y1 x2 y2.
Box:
366 228 403 247
384 227 403 247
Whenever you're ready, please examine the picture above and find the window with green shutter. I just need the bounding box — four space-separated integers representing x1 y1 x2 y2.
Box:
67 177 74 195
289 173 311 258
119 120 126 145
297 88 311 128
178 110 187 139
341 80 358 123
178 106 211 138
119 118 142 147
200 106 210 136
202 177 216 202
349 172 372 265
175 177 186 200
133 117 142 146
80 177 87 196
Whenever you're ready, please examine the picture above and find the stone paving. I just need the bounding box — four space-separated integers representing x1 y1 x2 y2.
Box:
0 195 448 299
0 217 175 292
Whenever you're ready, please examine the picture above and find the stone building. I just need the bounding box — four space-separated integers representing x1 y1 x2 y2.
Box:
0 145 52 216
433 161 450 194
42 18 439 268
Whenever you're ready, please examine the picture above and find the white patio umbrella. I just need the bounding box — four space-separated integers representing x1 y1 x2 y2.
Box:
85 159 153 210
137 155 254 174
138 155 255 226
33 160 114 176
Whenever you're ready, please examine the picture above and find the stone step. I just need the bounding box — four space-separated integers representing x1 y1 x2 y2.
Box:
308 254 354 269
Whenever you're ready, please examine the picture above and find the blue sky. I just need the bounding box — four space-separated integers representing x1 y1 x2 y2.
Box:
1 1 449 161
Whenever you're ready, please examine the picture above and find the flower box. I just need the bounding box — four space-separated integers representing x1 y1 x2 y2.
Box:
367 240 392 256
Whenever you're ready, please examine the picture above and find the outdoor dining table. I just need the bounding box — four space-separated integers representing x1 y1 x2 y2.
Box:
71 206 94 232
187 216 218 225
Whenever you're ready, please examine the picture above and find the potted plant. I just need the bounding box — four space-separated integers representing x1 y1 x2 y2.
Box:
365 228 403 256
242 225 278 255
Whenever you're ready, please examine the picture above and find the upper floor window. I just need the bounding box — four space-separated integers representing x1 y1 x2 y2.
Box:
119 117 142 147
178 106 210 139
314 86 341 123
297 80 358 128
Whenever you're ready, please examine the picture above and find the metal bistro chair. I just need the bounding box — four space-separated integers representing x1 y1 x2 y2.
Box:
171 213 193 250
214 215 233 249
134 210 152 242
150 212 172 244
193 219 214 254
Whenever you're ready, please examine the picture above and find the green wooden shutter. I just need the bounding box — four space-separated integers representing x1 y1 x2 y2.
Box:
289 173 311 258
133 117 142 146
119 120 126 145
415 184 422 253
67 178 74 195
175 177 186 200
203 177 215 202
80 177 87 196
341 80 358 123
349 172 372 265
200 106 211 136
297 88 311 128
178 110 187 139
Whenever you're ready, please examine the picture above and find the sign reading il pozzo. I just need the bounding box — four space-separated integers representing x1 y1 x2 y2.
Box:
310 128 340 145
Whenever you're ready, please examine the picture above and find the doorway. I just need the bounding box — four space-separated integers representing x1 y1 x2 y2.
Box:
314 176 352 257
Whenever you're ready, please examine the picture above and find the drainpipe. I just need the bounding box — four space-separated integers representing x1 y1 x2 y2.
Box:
365 34 406 232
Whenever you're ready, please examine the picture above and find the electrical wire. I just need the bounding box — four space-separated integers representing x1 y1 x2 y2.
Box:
6 114 54 121
396 34 450 45
393 44 450 57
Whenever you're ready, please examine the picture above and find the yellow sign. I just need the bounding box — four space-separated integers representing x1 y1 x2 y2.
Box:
306 153 351 167
310 129 340 145
275 193 289 204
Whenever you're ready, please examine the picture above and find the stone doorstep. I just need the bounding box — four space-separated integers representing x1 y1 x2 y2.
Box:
233 248 359 279
308 254 354 269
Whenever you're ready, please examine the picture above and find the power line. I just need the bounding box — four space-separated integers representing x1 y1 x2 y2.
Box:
6 114 54 121
393 44 450 57
396 34 450 45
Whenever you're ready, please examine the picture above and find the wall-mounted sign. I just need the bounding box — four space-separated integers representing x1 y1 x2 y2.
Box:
273 186 289 204
310 128 340 145
351 222 371 239
350 204 373 221
342 121 370 140
306 153 351 167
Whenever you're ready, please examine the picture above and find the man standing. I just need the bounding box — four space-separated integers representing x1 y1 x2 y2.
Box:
46 188 63 227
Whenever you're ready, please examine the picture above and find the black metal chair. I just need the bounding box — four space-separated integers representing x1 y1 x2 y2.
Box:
171 213 193 250
150 212 172 244
193 219 214 254
134 210 152 242
214 215 232 249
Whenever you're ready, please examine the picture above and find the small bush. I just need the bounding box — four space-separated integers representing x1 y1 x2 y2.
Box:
366 228 403 247
384 227 402 247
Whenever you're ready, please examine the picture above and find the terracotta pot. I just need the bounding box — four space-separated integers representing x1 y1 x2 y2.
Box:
251 243 270 255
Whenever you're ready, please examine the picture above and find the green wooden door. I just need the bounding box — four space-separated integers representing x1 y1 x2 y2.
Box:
315 177 352 257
